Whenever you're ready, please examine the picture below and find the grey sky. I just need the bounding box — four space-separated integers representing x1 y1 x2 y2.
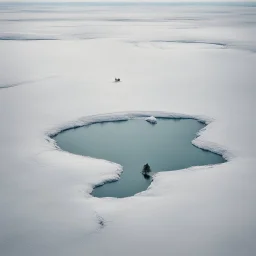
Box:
1 0 256 2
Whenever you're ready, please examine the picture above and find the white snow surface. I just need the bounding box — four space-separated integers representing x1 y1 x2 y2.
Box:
145 116 157 124
0 3 256 256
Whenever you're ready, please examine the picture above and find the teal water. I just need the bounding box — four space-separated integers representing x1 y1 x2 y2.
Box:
54 119 225 198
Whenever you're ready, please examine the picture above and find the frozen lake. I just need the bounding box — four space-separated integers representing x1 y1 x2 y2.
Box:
1 2 256 255
54 119 225 198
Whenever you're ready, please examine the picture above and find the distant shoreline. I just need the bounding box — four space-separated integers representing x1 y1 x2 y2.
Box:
0 2 256 7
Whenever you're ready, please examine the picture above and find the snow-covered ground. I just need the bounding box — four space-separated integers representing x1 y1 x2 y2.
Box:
0 3 256 256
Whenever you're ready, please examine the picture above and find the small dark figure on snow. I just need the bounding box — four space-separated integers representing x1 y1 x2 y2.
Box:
115 78 121 82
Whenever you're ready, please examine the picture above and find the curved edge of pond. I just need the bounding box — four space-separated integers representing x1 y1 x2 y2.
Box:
46 111 233 199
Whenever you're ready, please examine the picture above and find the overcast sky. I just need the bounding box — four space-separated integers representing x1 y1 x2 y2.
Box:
1 0 255 2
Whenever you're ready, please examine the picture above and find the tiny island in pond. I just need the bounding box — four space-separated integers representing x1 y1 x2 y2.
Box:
142 163 152 179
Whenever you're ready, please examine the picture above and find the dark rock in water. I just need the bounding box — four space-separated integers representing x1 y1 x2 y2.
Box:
143 173 151 180
142 164 152 179
143 163 151 171
142 163 151 175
